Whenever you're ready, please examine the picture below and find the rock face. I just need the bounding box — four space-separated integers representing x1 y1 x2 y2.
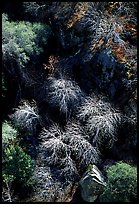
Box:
79 164 106 202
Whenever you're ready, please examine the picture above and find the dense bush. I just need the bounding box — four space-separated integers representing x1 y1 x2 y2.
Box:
2 122 35 202
2 13 51 80
3 144 35 186
99 161 137 202
2 121 17 146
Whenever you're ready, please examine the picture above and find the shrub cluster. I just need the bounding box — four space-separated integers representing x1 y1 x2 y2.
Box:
2 13 51 83
2 2 137 202
99 161 137 202
2 121 35 202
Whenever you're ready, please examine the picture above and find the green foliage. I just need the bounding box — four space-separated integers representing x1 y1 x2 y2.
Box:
99 161 137 202
2 120 35 201
2 13 51 72
3 144 35 187
2 121 17 145
1 2 137 202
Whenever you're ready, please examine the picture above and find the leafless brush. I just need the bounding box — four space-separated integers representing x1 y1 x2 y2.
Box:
59 154 79 181
10 100 40 134
63 121 100 168
39 124 63 142
41 137 69 166
77 96 122 149
38 124 79 181
32 166 69 202
38 120 100 181
2 185 14 202
47 77 84 119
86 113 121 149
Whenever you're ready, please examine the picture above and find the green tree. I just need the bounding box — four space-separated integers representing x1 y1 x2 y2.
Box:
3 144 35 186
99 161 137 202
2 121 17 146
2 121 35 201
2 13 51 79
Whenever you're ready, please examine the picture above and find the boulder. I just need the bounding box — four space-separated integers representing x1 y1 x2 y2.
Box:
79 164 106 202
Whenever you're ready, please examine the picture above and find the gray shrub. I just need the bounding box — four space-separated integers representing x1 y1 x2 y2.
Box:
77 96 122 149
38 121 100 182
11 100 40 135
47 77 84 120
32 166 69 202
64 122 100 168
38 124 79 182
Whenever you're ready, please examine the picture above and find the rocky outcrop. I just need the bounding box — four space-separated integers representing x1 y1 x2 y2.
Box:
79 164 106 202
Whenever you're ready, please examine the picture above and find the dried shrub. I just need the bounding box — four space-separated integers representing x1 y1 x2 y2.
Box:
31 166 74 202
10 100 40 135
38 120 100 183
38 124 79 182
64 122 100 168
47 78 84 120
77 95 122 149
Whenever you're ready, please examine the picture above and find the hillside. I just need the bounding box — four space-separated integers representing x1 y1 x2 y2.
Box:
2 2 137 202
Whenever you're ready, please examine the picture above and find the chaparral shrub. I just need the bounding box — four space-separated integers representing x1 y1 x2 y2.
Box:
99 161 137 202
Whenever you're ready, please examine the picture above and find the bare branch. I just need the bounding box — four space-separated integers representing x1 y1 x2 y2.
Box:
77 96 122 149
11 100 40 134
48 78 84 120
